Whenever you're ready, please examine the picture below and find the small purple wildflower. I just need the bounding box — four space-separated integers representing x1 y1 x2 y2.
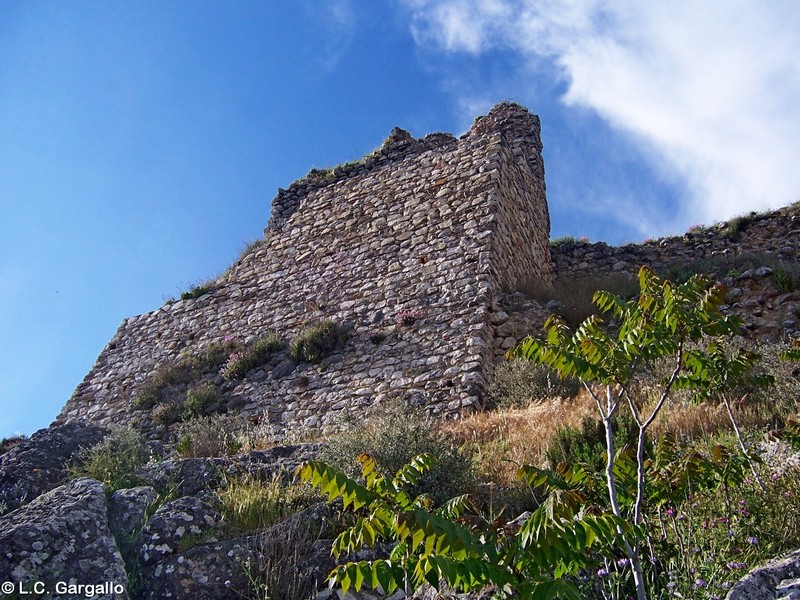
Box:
617 558 629 567
597 568 609 577
694 578 707 589
747 536 759 545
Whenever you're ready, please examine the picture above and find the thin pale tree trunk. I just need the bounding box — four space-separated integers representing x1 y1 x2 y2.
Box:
723 395 766 491
593 384 648 600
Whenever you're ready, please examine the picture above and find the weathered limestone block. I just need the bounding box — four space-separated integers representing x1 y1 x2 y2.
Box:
727 549 800 599
0 420 106 513
138 503 334 600
0 477 129 599
133 494 221 568
138 444 321 497
107 486 158 555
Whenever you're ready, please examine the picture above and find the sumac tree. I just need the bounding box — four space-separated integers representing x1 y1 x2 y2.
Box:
508 266 743 600
297 453 629 599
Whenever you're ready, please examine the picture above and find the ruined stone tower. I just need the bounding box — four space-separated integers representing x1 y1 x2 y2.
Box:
56 102 551 439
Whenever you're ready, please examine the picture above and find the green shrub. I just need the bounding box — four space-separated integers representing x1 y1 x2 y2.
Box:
487 359 580 408
175 414 247 457
545 414 640 474
69 427 149 492
132 339 238 410
721 212 757 239
289 320 350 364
323 401 475 505
220 333 285 380
773 265 798 292
132 388 160 409
0 434 27 456
306 167 334 180
132 360 197 409
180 281 215 301
549 235 586 248
183 381 226 419
187 339 239 373
153 401 184 427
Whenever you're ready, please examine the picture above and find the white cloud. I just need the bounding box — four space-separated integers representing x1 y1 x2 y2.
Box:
302 0 357 71
404 0 800 230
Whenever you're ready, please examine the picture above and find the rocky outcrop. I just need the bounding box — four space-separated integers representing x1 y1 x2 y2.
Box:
134 493 222 569
139 443 321 496
727 549 800 599
107 485 159 555
137 503 333 600
0 432 335 600
0 420 106 513
0 477 129 599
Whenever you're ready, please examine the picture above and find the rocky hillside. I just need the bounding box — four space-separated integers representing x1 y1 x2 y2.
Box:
1 202 799 599
489 203 800 362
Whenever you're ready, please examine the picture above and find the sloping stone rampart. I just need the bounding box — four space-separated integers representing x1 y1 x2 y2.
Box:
551 211 800 279
56 103 551 438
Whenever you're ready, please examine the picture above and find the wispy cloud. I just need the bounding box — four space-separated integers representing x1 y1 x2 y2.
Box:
302 0 357 72
403 0 800 230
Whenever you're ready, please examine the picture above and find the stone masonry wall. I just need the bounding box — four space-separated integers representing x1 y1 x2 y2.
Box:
56 103 551 438
551 210 800 279
545 207 800 342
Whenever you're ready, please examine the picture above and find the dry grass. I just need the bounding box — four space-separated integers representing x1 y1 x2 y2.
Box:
440 388 783 487
652 397 776 441
439 394 596 485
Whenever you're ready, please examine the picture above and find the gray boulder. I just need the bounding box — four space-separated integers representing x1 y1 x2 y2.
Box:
133 494 222 568
0 420 106 513
138 502 333 600
139 443 322 496
0 477 129 600
727 549 800 599
107 486 158 555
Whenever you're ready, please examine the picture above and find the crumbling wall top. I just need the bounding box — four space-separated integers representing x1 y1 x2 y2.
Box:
265 102 541 235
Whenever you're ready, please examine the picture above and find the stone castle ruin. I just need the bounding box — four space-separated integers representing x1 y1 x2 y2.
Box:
56 102 552 438
11 103 800 599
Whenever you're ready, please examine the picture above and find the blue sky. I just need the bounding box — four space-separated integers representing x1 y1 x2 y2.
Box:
2 1 799 438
